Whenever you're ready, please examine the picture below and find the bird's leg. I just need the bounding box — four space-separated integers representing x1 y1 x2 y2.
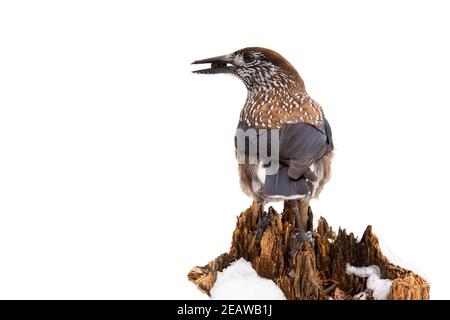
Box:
293 200 305 234
290 199 314 261
256 200 271 239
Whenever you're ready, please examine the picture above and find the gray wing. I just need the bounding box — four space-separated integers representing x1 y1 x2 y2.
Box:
235 120 333 197
279 121 332 180
263 120 333 197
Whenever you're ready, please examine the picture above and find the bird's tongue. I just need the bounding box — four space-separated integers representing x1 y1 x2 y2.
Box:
211 62 227 69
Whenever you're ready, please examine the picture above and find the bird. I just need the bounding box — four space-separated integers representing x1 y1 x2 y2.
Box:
192 47 334 257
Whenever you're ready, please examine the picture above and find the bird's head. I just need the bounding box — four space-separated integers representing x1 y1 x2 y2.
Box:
192 47 304 93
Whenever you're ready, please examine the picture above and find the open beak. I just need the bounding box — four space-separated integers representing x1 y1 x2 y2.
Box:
191 54 235 74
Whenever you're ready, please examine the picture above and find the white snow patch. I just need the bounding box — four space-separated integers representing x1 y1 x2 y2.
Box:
210 258 286 300
346 264 392 300
354 291 369 300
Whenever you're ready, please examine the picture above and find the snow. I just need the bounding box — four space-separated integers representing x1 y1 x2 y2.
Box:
210 258 286 300
346 264 392 300
353 291 369 300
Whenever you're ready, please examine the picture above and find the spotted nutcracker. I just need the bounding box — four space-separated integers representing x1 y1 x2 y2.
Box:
192 47 334 255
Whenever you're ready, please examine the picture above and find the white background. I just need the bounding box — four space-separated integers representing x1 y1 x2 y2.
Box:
0 0 449 299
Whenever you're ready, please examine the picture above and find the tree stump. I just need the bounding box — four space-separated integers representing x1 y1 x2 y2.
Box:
188 201 430 300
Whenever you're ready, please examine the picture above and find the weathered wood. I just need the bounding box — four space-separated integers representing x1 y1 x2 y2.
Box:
188 201 430 300
187 253 235 296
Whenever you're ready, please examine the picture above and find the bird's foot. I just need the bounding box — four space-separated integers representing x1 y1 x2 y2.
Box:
256 210 272 240
290 230 315 263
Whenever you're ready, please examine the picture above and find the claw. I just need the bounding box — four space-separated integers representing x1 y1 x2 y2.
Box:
290 229 315 263
304 231 315 246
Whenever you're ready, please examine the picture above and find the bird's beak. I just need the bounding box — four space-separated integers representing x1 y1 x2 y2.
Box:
191 54 235 74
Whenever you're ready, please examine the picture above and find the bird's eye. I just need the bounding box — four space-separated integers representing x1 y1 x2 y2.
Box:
243 52 254 64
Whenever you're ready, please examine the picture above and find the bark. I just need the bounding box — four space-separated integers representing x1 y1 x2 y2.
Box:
188 201 430 300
